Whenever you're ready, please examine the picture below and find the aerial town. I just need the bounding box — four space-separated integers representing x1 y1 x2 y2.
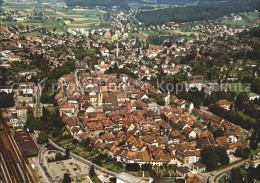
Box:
0 0 260 183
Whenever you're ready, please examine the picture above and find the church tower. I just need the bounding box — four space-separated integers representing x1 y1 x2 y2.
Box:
165 91 171 105
97 90 103 108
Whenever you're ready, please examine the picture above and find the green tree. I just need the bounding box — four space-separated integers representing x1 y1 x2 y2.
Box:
141 163 152 171
235 93 248 111
92 157 102 166
249 131 258 150
234 146 243 157
65 147 70 159
201 146 214 165
242 147 250 159
207 154 219 171
63 173 71 183
89 165 96 176
55 152 63 161
37 131 49 144
216 146 229 166
201 146 229 170
244 103 258 118
0 92 15 108
229 168 243 183
125 163 140 172
213 129 224 138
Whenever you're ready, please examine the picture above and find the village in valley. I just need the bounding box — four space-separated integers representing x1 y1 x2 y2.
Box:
0 0 260 183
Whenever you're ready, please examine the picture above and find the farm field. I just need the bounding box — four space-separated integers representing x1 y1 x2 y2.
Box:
128 29 198 42
1 1 108 32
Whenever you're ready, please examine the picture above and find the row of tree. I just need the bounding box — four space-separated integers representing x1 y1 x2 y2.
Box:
234 146 251 159
125 163 153 172
209 104 255 130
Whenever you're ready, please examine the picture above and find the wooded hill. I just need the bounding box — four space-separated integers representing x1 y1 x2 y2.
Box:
136 0 259 25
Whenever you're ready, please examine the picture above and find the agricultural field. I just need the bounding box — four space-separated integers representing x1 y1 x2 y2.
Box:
129 29 198 42
1 1 108 32
220 11 259 29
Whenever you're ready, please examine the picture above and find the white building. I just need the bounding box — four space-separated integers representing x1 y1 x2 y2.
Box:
248 92 260 101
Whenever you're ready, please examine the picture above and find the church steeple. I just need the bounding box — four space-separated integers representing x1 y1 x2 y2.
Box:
97 87 103 108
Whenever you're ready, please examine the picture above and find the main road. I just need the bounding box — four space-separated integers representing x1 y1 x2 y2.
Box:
197 159 248 183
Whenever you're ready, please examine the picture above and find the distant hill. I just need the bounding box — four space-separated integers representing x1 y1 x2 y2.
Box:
65 0 259 10
136 0 259 25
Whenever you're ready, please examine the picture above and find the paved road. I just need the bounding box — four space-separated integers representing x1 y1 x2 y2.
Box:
38 147 53 182
199 159 248 183
214 159 248 183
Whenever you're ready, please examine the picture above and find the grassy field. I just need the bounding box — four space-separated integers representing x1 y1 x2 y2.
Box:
240 168 247 175
237 110 256 122
129 32 147 39
129 30 159 39
220 11 259 29
166 29 204 37
20 31 41 37
128 28 201 42
225 83 249 94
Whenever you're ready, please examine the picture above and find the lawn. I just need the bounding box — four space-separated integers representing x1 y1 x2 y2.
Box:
166 29 203 37
250 146 260 156
20 31 41 37
90 176 100 183
237 110 256 122
129 32 147 39
138 170 142 177
240 168 247 175
140 30 158 36
144 171 150 177
225 83 249 94
46 106 58 116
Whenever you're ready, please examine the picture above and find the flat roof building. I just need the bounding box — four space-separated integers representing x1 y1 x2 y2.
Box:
15 130 38 157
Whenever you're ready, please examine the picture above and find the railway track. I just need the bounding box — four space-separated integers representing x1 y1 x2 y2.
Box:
0 112 36 183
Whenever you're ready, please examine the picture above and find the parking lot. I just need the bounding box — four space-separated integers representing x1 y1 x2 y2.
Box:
46 151 90 182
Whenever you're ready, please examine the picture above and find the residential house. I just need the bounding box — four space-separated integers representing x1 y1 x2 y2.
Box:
191 162 206 173
216 99 230 110
248 92 260 101
59 104 76 116
0 85 13 94
176 166 192 177
16 105 30 117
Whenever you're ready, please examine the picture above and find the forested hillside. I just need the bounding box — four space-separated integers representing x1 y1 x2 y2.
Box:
65 0 132 9
136 0 259 25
